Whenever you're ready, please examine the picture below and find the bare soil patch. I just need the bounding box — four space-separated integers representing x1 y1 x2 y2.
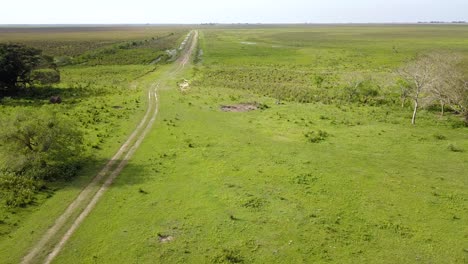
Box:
179 79 190 92
158 234 174 243
221 103 259 112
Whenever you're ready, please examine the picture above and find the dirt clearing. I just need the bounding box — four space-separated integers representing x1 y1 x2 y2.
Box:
220 103 259 112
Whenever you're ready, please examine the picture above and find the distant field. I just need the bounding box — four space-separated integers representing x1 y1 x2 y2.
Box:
1 25 467 263
0 26 188 64
198 25 468 102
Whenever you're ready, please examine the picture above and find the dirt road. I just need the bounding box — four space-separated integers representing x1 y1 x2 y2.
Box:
21 30 198 264
175 30 199 73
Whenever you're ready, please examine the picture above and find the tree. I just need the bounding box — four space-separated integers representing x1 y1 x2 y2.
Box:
432 55 468 122
425 52 463 116
0 108 84 180
0 43 59 96
398 54 439 125
398 52 468 125
444 78 468 124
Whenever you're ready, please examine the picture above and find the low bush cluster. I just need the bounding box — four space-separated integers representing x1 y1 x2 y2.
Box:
304 130 329 143
0 172 42 208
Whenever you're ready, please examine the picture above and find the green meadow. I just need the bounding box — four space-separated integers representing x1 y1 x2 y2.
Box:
1 25 468 263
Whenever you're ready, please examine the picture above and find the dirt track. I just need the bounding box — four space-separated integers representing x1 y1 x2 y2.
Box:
21 30 198 264
175 30 199 73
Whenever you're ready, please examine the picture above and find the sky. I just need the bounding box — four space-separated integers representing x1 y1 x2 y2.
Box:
1 0 467 24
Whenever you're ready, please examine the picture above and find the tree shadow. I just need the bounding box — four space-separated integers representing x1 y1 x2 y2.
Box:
0 85 112 107
0 157 150 238
57 157 149 190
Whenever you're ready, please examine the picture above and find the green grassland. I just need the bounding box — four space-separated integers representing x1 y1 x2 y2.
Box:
51 25 467 263
0 26 189 262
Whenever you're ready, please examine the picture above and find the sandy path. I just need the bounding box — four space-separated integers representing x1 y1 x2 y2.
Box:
174 30 199 73
21 30 198 264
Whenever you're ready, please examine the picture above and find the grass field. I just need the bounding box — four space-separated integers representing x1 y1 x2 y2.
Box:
1 25 468 263
53 87 468 263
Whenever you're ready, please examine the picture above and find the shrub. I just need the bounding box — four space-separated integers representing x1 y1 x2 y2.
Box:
0 108 84 181
292 173 318 185
0 172 42 208
343 79 380 104
31 69 61 85
304 130 329 143
433 134 447 140
448 144 464 152
242 197 265 209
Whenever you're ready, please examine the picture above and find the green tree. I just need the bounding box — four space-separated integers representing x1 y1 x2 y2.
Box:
0 43 60 96
0 108 84 180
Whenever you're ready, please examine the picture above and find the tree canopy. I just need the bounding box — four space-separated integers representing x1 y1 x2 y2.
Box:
0 43 60 96
0 108 84 180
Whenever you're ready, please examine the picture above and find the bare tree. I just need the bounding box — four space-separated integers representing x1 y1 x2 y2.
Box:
399 52 468 125
426 53 462 116
445 78 468 123
398 55 438 125
426 53 468 123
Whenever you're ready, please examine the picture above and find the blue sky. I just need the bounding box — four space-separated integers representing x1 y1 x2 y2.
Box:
1 0 467 24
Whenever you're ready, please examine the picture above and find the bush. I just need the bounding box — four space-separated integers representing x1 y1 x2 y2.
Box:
433 134 447 140
304 130 329 143
343 79 380 103
31 69 61 85
0 172 42 208
0 108 84 181
448 144 464 152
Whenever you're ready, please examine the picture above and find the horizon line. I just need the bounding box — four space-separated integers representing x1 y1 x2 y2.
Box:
1 21 467 27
